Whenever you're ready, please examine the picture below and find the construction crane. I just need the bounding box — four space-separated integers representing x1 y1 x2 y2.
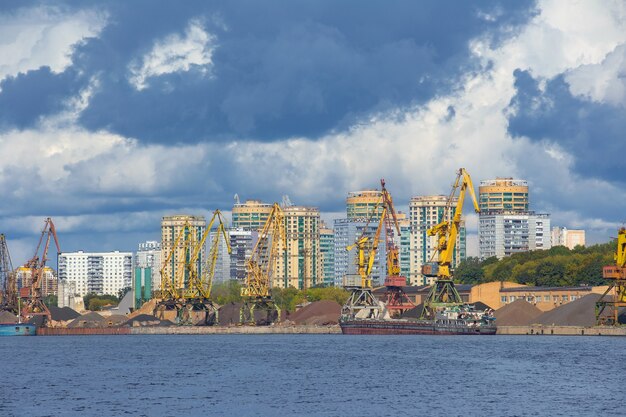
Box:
342 179 414 318
595 227 626 325
240 202 286 325
156 211 231 325
420 168 479 318
21 218 60 324
0 234 17 313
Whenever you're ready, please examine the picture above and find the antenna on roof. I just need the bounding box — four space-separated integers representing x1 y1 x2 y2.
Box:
234 194 240 205
281 195 293 208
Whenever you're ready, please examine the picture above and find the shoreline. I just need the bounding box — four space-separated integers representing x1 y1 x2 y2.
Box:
34 324 626 336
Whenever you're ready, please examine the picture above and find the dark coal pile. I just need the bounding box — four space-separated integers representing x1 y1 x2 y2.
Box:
535 294 601 327
288 300 341 325
124 314 162 327
470 301 493 311
494 300 543 326
49 306 80 321
105 314 128 326
0 310 18 324
400 303 425 319
218 302 288 325
67 312 106 328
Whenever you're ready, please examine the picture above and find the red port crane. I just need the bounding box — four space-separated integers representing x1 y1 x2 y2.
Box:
20 218 60 324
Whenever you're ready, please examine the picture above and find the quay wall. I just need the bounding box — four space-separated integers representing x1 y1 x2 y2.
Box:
497 325 626 336
37 325 341 336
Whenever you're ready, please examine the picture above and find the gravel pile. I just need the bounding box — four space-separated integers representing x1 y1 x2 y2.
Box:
288 300 341 325
0 310 18 324
49 306 81 321
535 294 602 327
494 300 543 326
67 312 106 328
124 314 163 327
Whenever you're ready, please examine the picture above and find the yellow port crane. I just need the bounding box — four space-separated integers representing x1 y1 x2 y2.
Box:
342 179 413 318
156 210 231 325
420 168 480 317
240 202 286 324
596 227 626 325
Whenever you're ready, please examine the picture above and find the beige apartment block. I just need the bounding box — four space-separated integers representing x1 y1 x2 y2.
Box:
346 189 383 221
273 206 321 290
232 200 273 231
479 178 529 213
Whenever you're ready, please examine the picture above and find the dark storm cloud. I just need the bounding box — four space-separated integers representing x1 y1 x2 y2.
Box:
0 67 82 128
507 69 626 184
0 0 536 143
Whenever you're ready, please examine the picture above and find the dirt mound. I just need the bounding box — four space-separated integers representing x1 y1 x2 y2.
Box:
125 314 162 327
67 312 106 328
128 299 158 319
535 294 602 327
0 310 18 324
289 300 341 325
49 306 81 321
494 300 543 326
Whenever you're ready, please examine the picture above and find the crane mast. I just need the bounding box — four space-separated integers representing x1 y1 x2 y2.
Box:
21 218 60 325
0 234 17 313
421 168 479 317
596 227 626 325
240 202 286 324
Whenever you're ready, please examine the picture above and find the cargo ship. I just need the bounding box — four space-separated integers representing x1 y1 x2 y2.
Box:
0 323 37 336
339 305 496 335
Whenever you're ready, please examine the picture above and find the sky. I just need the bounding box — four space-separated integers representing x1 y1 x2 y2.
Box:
0 0 625 266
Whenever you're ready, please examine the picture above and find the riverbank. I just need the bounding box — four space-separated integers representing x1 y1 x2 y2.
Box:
37 325 342 336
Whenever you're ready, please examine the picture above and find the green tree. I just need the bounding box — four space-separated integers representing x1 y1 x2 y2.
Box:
117 286 132 300
44 294 58 308
455 257 484 284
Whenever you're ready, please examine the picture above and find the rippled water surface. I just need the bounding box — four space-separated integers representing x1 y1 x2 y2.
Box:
1 334 624 416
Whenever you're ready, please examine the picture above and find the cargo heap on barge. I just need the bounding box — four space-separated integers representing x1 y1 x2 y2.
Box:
339 170 496 335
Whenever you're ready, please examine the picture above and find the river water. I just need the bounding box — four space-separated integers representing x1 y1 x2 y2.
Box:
1 334 624 416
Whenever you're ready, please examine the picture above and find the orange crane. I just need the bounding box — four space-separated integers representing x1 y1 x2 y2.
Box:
240 202 286 324
21 218 60 324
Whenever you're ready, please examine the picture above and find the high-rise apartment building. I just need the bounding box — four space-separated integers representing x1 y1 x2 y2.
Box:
227 229 257 282
551 227 585 249
397 212 411 280
232 200 273 231
136 241 161 290
409 196 465 285
160 215 206 293
16 266 57 296
274 206 321 290
333 218 386 287
346 190 383 220
57 251 132 297
480 213 551 259
320 223 335 286
208 229 232 283
479 178 529 213
478 177 550 259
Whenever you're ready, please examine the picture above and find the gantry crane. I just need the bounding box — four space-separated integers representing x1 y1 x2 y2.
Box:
156 210 231 325
341 179 413 318
0 234 17 313
240 202 286 325
21 218 60 325
595 227 626 325
379 179 415 317
420 168 480 318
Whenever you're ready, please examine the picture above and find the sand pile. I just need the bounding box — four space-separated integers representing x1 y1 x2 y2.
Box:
288 300 341 325
535 294 602 327
49 306 81 321
128 299 158 319
67 312 107 328
0 310 18 324
494 300 543 326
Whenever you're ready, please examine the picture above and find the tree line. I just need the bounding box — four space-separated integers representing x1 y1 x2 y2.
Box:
454 242 615 287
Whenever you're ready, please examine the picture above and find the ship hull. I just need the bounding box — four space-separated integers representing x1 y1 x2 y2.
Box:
339 319 496 335
0 323 37 336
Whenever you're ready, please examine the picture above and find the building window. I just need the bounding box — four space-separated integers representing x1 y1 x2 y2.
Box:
501 296 507 303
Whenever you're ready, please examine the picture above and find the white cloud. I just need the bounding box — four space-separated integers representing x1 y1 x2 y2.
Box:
0 6 107 83
129 19 217 90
